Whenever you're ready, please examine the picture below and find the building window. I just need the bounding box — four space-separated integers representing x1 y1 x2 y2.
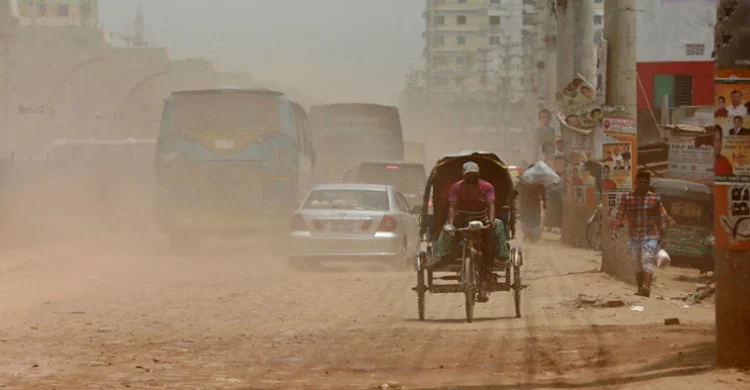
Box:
489 0 501 4
490 36 501 45
674 75 693 106
489 16 501 25
686 44 705 56
595 0 603 3
436 15 445 25
457 15 467 25
594 15 603 25
434 0 446 5
458 0 467 4
434 56 448 66
39 3 47 16
434 36 445 45
57 4 69 17
457 36 467 45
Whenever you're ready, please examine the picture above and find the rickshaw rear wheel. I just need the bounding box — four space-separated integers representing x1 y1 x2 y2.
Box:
512 249 523 318
417 269 426 321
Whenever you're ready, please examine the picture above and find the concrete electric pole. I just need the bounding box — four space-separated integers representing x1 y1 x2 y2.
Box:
714 0 750 369
1 0 14 150
557 0 595 247
600 0 638 279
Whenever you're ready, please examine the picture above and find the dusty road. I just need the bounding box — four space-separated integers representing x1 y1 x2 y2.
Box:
0 232 746 389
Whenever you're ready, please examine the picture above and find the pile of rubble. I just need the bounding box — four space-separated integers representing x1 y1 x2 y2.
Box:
673 282 716 305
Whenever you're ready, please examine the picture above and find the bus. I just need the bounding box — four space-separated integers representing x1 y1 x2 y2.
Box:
309 103 404 184
155 89 315 245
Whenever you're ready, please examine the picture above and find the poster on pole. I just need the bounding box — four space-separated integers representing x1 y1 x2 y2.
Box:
602 116 637 136
715 68 750 250
601 115 637 192
714 69 750 183
668 135 714 182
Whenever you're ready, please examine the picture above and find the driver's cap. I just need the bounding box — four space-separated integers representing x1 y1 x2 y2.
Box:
462 161 480 175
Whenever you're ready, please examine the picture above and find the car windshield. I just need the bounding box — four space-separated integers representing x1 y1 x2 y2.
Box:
303 189 390 211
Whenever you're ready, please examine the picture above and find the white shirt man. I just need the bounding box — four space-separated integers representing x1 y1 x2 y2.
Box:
727 91 748 116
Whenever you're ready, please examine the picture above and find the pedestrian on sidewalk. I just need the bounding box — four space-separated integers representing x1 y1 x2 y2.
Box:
611 170 669 297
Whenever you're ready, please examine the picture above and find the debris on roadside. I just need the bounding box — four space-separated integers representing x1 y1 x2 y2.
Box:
572 294 627 309
672 282 716 305
379 381 406 389
665 318 680 326
630 305 645 312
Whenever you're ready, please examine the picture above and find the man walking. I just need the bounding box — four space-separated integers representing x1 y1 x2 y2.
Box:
611 170 669 298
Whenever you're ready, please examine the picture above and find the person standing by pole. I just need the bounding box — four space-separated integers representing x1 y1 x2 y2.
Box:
518 165 547 243
611 170 668 297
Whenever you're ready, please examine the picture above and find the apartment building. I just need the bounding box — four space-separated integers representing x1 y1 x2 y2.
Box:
11 0 98 27
423 0 526 104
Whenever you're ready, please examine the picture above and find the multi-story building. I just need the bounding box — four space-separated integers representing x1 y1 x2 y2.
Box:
593 0 604 45
10 0 98 27
423 0 526 105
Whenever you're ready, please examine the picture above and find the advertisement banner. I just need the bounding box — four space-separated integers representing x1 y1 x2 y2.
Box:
602 116 637 136
714 69 750 183
668 135 714 182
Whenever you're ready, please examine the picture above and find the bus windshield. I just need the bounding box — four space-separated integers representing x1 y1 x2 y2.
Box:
171 94 281 137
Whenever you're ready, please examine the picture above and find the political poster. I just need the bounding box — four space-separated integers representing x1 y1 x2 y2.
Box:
714 69 750 183
601 141 634 192
668 135 714 182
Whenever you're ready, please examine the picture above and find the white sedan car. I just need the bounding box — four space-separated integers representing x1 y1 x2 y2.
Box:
289 184 421 269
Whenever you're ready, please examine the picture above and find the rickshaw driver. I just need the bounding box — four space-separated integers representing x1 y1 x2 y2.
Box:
429 162 510 303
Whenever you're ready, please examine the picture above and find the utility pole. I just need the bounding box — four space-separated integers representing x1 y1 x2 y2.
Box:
558 0 595 247
714 0 750 369
1 0 14 152
600 0 638 278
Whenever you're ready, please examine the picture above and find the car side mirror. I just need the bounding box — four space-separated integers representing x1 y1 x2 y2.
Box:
411 205 423 214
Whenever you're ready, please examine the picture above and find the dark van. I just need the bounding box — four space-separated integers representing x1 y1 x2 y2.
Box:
343 162 427 209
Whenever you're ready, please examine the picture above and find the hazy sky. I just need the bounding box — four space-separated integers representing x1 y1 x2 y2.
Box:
98 0 425 105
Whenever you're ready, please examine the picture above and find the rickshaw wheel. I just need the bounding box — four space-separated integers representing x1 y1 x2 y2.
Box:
462 253 476 323
512 248 523 318
417 269 426 321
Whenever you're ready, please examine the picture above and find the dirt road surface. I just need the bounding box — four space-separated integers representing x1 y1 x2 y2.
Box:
0 232 746 389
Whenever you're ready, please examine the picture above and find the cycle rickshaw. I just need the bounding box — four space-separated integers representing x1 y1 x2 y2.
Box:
413 151 524 323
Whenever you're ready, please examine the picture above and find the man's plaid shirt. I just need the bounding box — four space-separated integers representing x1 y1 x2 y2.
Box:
613 191 668 240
